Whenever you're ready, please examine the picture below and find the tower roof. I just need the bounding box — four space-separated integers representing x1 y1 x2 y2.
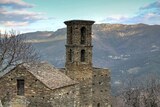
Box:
64 20 95 25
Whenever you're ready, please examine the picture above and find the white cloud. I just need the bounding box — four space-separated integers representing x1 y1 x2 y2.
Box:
0 8 45 25
0 0 47 27
2 21 29 27
140 0 160 10
102 1 160 25
0 0 34 8
102 15 129 23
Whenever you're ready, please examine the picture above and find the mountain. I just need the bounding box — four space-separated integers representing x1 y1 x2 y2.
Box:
23 24 160 94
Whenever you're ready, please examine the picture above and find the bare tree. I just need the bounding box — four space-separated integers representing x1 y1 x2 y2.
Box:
0 30 39 72
142 75 160 107
113 74 160 107
120 77 141 107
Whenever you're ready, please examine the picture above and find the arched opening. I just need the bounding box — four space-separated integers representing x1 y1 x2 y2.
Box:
81 27 86 44
70 27 72 44
69 49 73 62
81 49 85 62
97 103 100 107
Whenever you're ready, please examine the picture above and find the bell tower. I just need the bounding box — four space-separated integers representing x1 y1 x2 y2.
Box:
64 20 94 79
64 20 95 107
64 20 111 107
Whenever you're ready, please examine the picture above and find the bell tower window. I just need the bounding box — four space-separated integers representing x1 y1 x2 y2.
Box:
81 50 85 62
81 27 86 44
69 49 73 62
70 27 72 44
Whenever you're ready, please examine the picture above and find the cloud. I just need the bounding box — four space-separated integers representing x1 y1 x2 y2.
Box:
0 8 45 27
0 9 45 22
102 15 129 23
2 21 29 27
0 0 46 27
102 1 160 25
0 0 34 9
140 0 160 10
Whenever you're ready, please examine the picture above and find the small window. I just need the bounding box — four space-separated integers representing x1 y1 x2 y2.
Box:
70 27 72 44
17 79 24 95
69 49 73 62
81 50 85 62
81 27 86 44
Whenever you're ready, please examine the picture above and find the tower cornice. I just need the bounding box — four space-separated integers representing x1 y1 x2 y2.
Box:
65 45 93 47
64 20 95 25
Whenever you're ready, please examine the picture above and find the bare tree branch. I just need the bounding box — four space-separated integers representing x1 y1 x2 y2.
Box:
0 30 39 72
113 74 160 107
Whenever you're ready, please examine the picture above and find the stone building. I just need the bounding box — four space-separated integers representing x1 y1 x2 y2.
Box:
0 62 79 107
0 20 111 107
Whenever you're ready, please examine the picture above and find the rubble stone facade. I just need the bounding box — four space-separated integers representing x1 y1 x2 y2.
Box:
92 68 111 107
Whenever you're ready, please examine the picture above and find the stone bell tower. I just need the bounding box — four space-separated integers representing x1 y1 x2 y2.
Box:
64 20 95 80
64 20 95 107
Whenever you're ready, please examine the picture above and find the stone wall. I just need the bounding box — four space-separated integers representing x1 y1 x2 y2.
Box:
66 64 92 80
92 68 111 107
66 66 93 107
65 45 93 67
0 66 79 107
78 78 92 107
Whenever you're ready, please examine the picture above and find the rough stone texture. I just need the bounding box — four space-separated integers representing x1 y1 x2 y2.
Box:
64 20 111 107
66 66 93 107
0 100 3 107
92 68 111 107
0 63 79 107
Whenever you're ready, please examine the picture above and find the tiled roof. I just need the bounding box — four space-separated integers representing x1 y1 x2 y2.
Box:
22 62 77 90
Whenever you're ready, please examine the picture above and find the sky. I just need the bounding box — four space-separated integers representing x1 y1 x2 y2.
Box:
0 0 160 33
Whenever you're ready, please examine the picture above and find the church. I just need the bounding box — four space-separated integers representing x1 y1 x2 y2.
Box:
0 20 111 107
